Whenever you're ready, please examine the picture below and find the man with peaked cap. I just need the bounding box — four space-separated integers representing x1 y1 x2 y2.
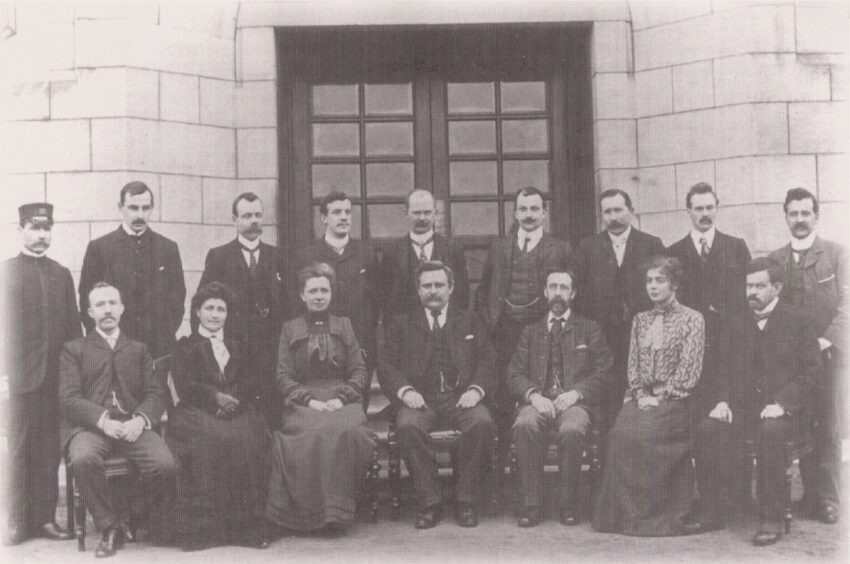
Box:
1 203 81 545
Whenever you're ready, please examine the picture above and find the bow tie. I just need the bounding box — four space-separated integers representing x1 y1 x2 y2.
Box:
753 310 771 323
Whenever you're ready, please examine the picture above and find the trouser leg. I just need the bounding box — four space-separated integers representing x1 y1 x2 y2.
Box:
396 407 438 508
450 405 496 504
29 389 60 527
556 405 590 510
512 406 546 508
67 431 114 531
125 430 177 543
5 393 32 529
756 417 794 532
693 416 732 524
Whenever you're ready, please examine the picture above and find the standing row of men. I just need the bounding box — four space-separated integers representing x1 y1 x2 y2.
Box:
2 178 844 545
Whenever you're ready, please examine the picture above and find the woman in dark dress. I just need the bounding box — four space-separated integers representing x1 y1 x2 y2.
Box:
167 282 271 551
594 256 705 536
266 263 376 532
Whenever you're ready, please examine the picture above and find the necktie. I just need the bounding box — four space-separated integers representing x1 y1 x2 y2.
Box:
239 243 258 274
550 317 564 336
700 236 710 260
429 308 442 332
753 310 771 324
793 248 808 264
208 334 230 374
546 318 565 397
521 237 530 253
413 236 434 263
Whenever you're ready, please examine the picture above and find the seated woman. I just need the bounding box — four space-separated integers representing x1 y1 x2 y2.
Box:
266 262 376 533
594 256 705 536
166 281 271 551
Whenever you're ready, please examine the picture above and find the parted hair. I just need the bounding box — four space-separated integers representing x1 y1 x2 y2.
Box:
783 187 819 214
686 182 718 209
319 190 351 216
88 281 121 304
599 188 633 211
415 260 455 288
298 262 337 292
191 281 237 317
514 186 547 208
544 267 578 290
747 257 783 284
232 191 262 217
643 255 684 289
119 181 154 206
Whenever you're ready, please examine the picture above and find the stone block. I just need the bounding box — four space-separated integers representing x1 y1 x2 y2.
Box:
43 221 92 273
675 161 715 207
161 73 200 123
160 175 204 223
637 114 676 167
672 61 713 112
817 154 849 203
636 210 689 246
818 202 850 243
13 2 75 32
46 172 161 223
591 22 632 74
630 1 712 31
714 203 785 254
51 68 159 119
154 222 233 271
75 20 235 80
91 118 132 171
159 2 239 40
714 54 831 106
716 156 817 208
832 63 848 101
160 122 237 177
597 166 677 214
203 178 278 225
635 68 672 118
3 81 50 120
1 23 75 82
199 78 236 127
789 102 849 154
4 120 91 174
0 174 46 223
74 2 160 23
237 27 276 81
237 128 278 178
594 120 637 169
593 73 633 120
795 3 848 54
237 81 277 128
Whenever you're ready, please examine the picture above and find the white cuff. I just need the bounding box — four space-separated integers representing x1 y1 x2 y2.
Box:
468 385 485 399
397 386 415 400
96 410 109 431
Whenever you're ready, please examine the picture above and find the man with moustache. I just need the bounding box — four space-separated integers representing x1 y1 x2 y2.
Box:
475 187 572 436
379 261 496 529
666 183 751 532
1 204 80 546
769 188 847 524
303 191 379 400
507 268 613 527
79 182 186 367
199 192 289 427
61 283 176 557
381 189 469 317
573 189 664 431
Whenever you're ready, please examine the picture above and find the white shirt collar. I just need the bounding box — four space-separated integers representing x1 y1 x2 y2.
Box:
690 226 716 250
754 296 779 317
95 327 120 345
547 310 571 326
425 304 449 329
517 226 543 247
237 234 261 251
790 232 816 251
198 325 224 340
20 247 47 258
324 232 350 250
607 224 632 245
410 229 435 245
122 223 146 237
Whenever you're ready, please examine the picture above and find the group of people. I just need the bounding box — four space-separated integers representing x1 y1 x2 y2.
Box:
1 178 844 557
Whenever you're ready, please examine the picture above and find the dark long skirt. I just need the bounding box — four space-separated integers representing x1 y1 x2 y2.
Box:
167 405 270 551
266 404 376 531
593 398 694 536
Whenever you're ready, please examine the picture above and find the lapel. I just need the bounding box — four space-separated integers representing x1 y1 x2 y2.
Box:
230 239 249 275
709 230 726 263
432 234 448 262
774 243 794 269
538 232 554 262
598 231 617 265
89 330 114 353
803 237 826 270
621 228 639 266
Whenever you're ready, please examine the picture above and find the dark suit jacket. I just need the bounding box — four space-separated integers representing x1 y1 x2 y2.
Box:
573 228 664 343
59 332 165 450
79 227 185 359
380 233 470 317
769 236 848 350
506 312 613 415
170 333 249 416
1 254 82 394
728 301 820 421
474 232 572 335
302 239 379 366
666 231 751 410
379 307 495 407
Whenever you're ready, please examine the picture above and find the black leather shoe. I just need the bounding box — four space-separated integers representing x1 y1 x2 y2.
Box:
820 504 839 525
454 503 479 528
3 523 27 546
40 522 72 541
414 505 442 529
95 528 121 558
559 507 579 526
752 530 781 546
518 506 541 528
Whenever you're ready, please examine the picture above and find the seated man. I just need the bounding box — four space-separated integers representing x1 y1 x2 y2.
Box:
507 268 613 527
60 282 176 558
693 258 819 546
378 260 496 529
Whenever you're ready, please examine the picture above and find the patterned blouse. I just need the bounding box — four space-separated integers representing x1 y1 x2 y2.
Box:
626 298 705 401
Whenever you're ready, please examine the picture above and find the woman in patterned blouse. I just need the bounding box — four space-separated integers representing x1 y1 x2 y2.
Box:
594 255 705 536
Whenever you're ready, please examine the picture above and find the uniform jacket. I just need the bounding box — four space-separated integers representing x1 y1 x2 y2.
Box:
379 307 495 406
79 227 185 359
769 236 848 350
573 228 664 338
302 239 379 365
59 332 165 450
505 312 613 413
474 231 572 335
380 233 470 317
1 254 82 394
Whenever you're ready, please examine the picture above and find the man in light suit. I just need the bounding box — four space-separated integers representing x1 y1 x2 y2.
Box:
507 268 613 527
61 283 176 558
769 188 847 524
199 192 290 427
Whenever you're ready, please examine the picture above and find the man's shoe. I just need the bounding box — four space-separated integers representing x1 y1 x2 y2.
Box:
454 503 479 528
95 528 121 558
820 504 839 524
559 507 579 526
518 506 541 528
3 523 27 546
752 530 781 547
414 505 442 529
40 522 72 541
678 516 724 535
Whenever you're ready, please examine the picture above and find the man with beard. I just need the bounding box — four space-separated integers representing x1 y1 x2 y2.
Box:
379 261 496 529
573 189 664 432
666 183 751 532
79 182 186 368
475 187 572 440
302 191 379 406
199 192 290 427
768 188 847 524
507 268 613 527
381 189 469 318
1 203 80 545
